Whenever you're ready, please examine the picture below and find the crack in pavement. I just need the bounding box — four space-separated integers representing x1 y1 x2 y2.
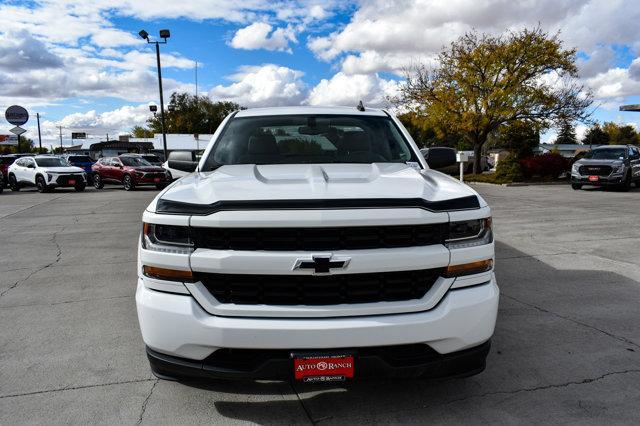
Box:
0 194 69 220
315 369 640 424
0 294 133 309
442 368 640 405
0 225 65 299
136 379 158 425
0 378 156 399
502 293 640 349
288 381 320 425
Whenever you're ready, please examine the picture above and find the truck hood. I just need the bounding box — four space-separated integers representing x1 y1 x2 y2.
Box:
43 166 85 173
156 163 484 211
575 158 623 166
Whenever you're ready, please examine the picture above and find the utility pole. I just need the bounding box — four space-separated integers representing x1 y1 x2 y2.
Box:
58 126 63 153
36 113 42 152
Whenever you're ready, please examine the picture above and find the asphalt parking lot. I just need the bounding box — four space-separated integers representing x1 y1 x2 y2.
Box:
1 183 640 424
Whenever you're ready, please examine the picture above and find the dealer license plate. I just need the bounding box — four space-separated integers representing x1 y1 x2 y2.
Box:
588 175 599 182
292 353 354 382
154 177 161 182
68 179 76 185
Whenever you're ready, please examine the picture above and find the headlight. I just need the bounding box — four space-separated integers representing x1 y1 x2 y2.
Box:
614 164 625 174
446 218 493 249
142 223 193 254
571 163 579 174
135 171 144 177
47 173 54 181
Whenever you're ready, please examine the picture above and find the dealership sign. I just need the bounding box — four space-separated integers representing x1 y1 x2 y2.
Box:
5 105 29 126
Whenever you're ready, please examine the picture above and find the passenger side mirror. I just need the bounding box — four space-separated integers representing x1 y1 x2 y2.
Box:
168 160 198 173
424 147 457 170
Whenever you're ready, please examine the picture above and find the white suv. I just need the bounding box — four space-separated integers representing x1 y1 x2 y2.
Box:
137 106 498 383
8 155 87 192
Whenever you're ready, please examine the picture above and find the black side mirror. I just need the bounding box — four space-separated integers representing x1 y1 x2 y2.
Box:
424 147 457 169
168 160 198 173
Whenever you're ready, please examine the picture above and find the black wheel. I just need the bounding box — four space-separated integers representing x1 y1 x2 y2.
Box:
619 172 632 192
123 174 135 191
36 176 50 193
571 183 582 190
75 182 86 192
9 174 19 191
93 173 104 189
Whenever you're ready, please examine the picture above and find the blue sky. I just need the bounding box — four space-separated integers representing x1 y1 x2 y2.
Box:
1 0 640 146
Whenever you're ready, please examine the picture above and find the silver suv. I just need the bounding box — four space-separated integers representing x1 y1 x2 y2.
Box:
571 145 640 191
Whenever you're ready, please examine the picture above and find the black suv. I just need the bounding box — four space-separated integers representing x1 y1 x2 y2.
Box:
571 145 640 191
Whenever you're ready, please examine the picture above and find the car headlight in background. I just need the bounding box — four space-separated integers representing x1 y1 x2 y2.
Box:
446 217 493 249
571 163 580 174
613 164 625 174
142 223 193 254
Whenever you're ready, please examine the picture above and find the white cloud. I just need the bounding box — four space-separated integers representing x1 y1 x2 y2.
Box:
230 22 296 52
586 66 640 100
0 30 64 72
210 64 307 107
306 72 399 107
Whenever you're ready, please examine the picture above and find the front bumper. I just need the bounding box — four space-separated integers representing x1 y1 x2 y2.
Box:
48 174 86 187
136 275 499 365
571 174 624 186
133 174 168 185
146 340 491 381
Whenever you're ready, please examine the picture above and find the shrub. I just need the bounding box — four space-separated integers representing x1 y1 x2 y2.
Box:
494 154 524 182
519 152 569 179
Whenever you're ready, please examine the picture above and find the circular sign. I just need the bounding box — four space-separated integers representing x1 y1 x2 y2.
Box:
5 105 29 126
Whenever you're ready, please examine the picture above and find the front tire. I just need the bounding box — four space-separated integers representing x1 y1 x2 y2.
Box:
9 174 19 191
571 183 582 190
36 176 50 193
619 172 632 192
93 173 104 189
123 174 135 191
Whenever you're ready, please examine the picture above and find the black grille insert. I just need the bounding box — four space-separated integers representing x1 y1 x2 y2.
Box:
196 268 443 305
192 224 446 251
579 165 612 176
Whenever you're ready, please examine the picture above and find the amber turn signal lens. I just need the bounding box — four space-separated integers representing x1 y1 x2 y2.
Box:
143 265 194 281
444 259 493 278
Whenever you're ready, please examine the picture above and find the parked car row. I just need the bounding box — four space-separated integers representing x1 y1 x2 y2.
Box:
0 153 172 193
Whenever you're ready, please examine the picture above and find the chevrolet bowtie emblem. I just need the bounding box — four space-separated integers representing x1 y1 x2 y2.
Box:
293 254 351 275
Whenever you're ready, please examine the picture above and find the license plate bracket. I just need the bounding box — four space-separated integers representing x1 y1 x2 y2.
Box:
292 352 354 382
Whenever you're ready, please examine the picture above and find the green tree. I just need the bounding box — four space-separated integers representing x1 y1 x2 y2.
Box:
396 27 593 173
131 125 154 138
488 120 540 159
145 92 243 135
554 120 577 144
397 111 468 149
581 123 609 147
602 122 639 145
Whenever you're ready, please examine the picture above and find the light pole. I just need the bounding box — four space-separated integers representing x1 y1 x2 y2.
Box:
140 29 170 160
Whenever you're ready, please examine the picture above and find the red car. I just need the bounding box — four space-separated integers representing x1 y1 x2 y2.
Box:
92 155 169 191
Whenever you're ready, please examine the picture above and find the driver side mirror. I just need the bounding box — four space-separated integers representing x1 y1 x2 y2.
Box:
423 147 457 169
168 160 198 173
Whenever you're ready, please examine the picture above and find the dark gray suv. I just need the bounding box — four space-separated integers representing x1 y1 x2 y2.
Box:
571 145 640 191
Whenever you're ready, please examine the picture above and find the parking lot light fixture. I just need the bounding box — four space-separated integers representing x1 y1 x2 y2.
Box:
141 29 170 159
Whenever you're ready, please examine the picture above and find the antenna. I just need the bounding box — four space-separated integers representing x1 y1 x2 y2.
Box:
357 100 365 111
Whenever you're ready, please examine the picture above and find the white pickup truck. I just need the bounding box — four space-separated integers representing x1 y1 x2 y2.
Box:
136 106 498 383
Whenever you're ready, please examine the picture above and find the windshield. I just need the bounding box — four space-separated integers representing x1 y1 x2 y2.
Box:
120 156 152 166
68 156 92 163
35 157 69 167
203 114 417 170
585 148 626 160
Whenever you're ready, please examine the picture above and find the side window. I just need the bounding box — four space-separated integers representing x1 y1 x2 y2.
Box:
111 158 122 167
